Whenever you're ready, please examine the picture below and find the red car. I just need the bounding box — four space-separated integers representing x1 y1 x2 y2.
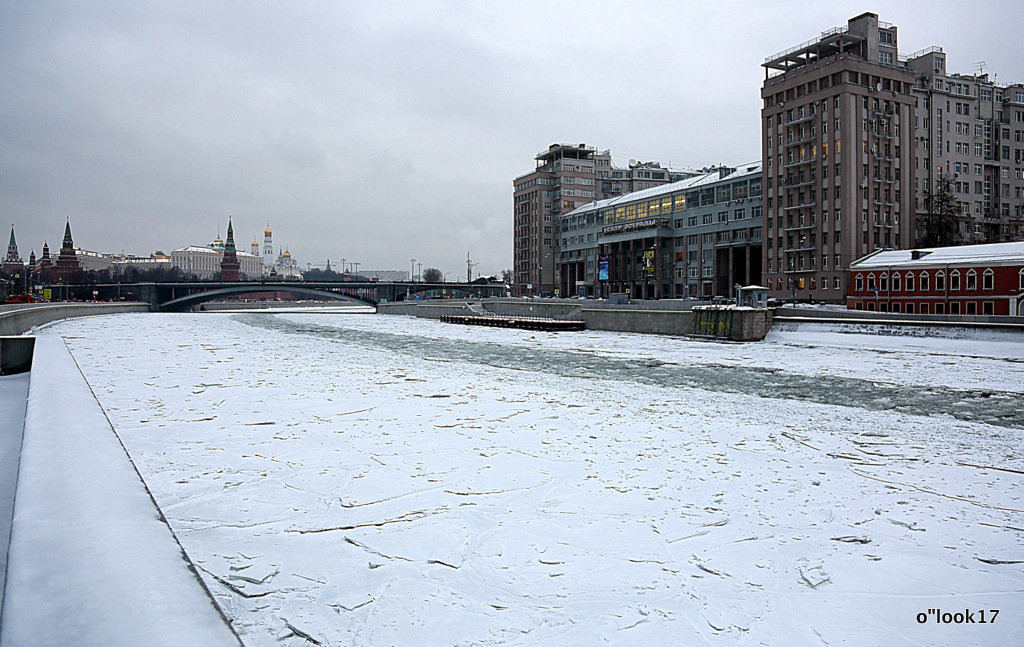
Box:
3 294 42 304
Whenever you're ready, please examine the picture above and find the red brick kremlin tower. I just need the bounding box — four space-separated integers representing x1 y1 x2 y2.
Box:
220 217 240 281
2 225 23 277
37 241 52 281
53 219 82 282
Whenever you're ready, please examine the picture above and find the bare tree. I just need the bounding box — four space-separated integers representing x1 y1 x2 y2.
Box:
422 267 443 283
918 172 964 248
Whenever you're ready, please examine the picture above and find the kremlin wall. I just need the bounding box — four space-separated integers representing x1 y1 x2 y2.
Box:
2 218 302 291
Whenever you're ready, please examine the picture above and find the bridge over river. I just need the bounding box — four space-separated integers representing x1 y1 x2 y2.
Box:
41 280 507 311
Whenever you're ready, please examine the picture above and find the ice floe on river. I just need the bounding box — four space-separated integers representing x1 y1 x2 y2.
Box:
42 311 1023 646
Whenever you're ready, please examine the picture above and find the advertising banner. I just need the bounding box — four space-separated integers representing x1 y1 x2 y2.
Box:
598 256 609 281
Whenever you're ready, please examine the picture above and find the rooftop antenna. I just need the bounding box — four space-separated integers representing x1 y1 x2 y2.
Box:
973 60 986 76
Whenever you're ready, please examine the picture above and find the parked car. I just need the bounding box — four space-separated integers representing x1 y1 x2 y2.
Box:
3 293 42 304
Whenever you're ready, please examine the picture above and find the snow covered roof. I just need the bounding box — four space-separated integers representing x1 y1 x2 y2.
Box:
174 245 220 255
564 162 763 217
850 241 1024 269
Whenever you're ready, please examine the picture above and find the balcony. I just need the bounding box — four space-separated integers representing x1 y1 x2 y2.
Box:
784 201 817 210
784 157 816 168
786 111 816 126
783 222 816 232
783 176 817 189
785 133 817 146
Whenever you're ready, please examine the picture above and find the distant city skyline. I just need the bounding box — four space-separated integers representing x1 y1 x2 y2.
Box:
2 1 1021 278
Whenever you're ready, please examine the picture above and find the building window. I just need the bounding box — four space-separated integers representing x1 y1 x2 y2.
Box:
966 301 977 315
867 273 876 291
879 273 888 292
983 269 994 290
950 270 961 291
855 274 863 292
905 273 914 292
983 301 994 315
1019 268 1024 290
966 269 977 290
892 272 901 292
920 272 929 291
834 277 841 290
935 271 945 291
950 302 960 314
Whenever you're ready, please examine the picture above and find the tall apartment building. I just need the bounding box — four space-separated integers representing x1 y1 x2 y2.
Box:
762 12 1024 302
512 143 683 297
762 12 915 301
907 51 1024 243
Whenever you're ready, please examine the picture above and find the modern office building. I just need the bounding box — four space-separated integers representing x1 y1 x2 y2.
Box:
513 143 688 297
557 163 762 299
762 11 1024 303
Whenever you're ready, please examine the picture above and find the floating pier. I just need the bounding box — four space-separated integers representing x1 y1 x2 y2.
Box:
440 314 585 332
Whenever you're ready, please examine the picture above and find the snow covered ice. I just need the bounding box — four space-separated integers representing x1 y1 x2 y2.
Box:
40 310 1024 645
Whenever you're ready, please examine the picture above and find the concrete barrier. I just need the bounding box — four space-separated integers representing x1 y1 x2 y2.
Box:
0 303 151 336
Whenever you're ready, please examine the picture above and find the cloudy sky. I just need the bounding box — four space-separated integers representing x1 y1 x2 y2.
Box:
2 1 1020 278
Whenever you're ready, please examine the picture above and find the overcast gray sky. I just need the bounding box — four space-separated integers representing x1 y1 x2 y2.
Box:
2 1 1021 278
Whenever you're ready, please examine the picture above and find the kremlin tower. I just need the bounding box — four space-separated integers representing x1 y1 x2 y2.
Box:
2 225 23 277
53 219 83 282
37 241 52 280
219 217 240 281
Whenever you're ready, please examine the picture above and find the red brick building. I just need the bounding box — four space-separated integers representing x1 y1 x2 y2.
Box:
847 242 1024 316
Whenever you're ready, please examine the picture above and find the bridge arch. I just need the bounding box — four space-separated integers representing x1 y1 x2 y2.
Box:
158 285 376 311
400 286 488 301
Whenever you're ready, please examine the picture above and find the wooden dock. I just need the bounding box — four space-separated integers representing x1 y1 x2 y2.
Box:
440 314 585 331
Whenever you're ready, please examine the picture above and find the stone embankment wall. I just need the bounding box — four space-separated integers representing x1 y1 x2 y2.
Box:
378 299 773 341
0 303 151 336
774 306 1024 329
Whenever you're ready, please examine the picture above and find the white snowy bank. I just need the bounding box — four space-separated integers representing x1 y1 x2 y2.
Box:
0 336 240 646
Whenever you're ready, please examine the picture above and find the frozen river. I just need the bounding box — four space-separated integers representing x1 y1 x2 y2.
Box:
45 310 1024 646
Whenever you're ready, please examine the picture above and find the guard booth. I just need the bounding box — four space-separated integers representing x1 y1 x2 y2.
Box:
738 285 768 308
